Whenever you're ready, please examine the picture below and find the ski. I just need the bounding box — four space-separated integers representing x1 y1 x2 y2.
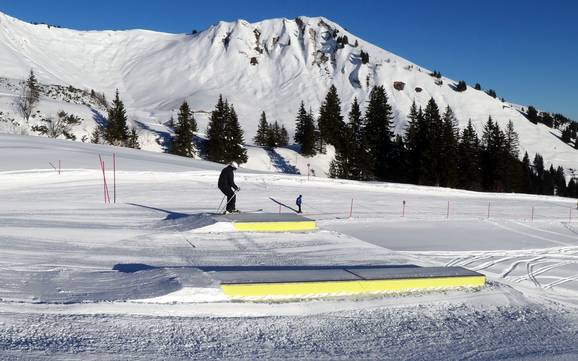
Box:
222 208 263 215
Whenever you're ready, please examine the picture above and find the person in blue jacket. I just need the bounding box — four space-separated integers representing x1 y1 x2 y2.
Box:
218 162 240 213
296 194 303 213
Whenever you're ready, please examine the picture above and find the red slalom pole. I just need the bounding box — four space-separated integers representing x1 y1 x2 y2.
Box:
103 161 110 204
113 153 116 204
99 155 106 203
99 155 110 204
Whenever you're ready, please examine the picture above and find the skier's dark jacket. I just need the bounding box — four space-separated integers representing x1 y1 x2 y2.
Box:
218 165 238 191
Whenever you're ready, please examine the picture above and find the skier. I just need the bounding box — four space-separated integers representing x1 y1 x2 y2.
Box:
218 162 240 213
296 194 302 213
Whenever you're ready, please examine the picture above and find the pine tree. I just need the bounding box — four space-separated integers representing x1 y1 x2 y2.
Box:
267 121 281 148
561 127 572 143
329 124 354 179
16 70 41 122
440 106 459 187
503 120 522 192
349 98 370 180
527 106 539 124
474 83 482 91
422 98 444 185
90 126 102 144
317 85 344 147
26 70 40 103
457 120 481 190
171 101 195 157
254 111 269 147
520 152 533 194
363 85 394 180
26 70 40 101
223 105 248 163
480 117 507 191
404 102 423 184
554 166 567 196
455 81 467 92
330 98 368 180
544 165 556 195
541 113 554 128
294 102 317 156
567 178 577 198
127 128 140 149
504 120 520 158
533 153 545 194
105 90 129 146
280 124 289 147
206 95 229 163
388 135 408 183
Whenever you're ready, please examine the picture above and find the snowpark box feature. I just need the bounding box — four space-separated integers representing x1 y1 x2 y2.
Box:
208 265 486 301
214 212 316 232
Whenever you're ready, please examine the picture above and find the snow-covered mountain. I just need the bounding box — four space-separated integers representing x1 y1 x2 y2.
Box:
0 10 576 175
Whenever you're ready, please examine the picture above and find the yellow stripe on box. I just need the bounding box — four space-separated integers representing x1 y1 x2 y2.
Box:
233 221 316 232
222 275 486 299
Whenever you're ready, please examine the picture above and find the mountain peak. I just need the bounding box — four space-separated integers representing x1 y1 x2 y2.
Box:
0 11 575 173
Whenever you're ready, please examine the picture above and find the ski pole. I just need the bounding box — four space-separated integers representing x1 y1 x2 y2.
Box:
216 195 226 213
220 190 239 213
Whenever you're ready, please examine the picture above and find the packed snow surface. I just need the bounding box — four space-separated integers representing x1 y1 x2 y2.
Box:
0 134 577 359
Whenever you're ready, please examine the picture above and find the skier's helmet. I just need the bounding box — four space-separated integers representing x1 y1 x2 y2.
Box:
231 161 239 169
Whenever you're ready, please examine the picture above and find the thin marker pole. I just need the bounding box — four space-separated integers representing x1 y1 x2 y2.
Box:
99 155 110 204
531 207 534 222
113 153 116 204
58 160 61 175
349 198 354 218
103 161 110 204
447 201 450 219
487 201 491 219
99 155 106 203
402 200 406 217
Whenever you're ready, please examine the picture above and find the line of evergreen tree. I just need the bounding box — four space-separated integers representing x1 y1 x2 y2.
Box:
323 85 575 199
170 101 197 157
206 95 248 164
253 111 289 148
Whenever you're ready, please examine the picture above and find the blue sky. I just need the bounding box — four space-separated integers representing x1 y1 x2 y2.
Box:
2 0 577 119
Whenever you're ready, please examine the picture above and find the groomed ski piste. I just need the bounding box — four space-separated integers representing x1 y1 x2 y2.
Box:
1 134 578 360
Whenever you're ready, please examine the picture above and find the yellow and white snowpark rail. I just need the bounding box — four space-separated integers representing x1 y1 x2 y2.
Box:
206 266 486 301
215 213 316 232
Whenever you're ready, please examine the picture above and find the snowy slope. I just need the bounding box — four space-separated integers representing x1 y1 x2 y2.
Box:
0 10 576 175
1 134 578 359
